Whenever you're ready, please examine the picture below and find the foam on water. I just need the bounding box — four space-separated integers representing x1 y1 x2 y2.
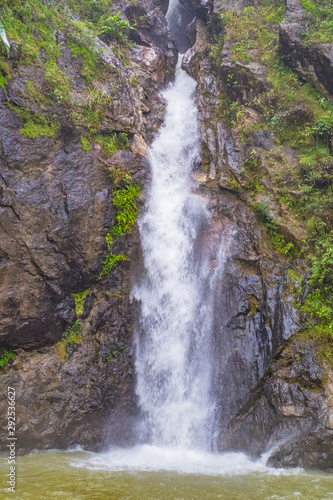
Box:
69 445 304 477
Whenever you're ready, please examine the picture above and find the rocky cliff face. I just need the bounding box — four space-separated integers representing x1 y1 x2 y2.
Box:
0 0 175 452
179 0 333 469
1 0 333 469
221 338 333 469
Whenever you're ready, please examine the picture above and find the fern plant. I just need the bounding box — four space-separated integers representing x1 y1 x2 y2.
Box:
99 12 135 43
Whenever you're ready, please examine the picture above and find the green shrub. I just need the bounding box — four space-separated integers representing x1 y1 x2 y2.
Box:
308 232 333 294
95 132 129 157
98 170 139 281
300 0 317 12
63 320 83 343
0 72 5 92
302 289 333 324
105 231 113 249
252 202 296 255
54 320 83 361
0 350 16 369
11 105 57 139
98 252 129 280
252 201 277 231
81 136 91 152
99 12 135 43
111 184 141 238
298 0 333 43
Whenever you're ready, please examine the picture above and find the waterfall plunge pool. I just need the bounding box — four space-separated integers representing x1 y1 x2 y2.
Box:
1 448 333 499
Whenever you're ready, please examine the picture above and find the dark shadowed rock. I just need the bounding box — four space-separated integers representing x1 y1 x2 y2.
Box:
219 338 333 470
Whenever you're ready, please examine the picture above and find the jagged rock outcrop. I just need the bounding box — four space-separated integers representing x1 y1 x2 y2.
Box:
219 338 333 469
279 0 333 96
0 274 139 452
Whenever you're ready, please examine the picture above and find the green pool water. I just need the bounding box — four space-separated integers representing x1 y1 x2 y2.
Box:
1 447 333 500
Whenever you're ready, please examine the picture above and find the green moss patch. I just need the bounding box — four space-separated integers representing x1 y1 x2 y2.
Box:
54 320 82 361
72 290 90 316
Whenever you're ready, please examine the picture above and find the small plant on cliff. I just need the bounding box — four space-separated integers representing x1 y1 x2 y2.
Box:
252 201 277 230
302 232 333 327
16 108 57 139
98 169 139 281
111 183 141 238
106 345 125 361
299 0 333 43
242 150 265 194
95 132 129 157
99 12 135 43
63 320 83 343
98 252 129 280
105 231 113 249
310 113 333 150
55 320 83 361
72 290 90 316
252 202 296 255
0 72 5 92
81 136 91 152
0 350 16 370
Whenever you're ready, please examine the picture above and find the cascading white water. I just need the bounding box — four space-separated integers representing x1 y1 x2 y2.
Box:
72 5 280 477
132 60 216 450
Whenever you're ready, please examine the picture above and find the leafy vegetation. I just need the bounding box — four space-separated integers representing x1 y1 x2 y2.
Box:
300 232 333 345
95 132 129 157
111 183 141 238
54 320 82 361
98 252 129 280
65 320 83 343
242 150 265 195
252 202 296 255
106 345 125 361
0 0 135 139
99 12 135 44
97 168 140 280
299 0 333 43
13 107 57 138
0 349 16 370
214 0 333 352
0 72 6 92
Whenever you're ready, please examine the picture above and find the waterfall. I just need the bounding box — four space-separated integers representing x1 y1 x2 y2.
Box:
131 58 216 450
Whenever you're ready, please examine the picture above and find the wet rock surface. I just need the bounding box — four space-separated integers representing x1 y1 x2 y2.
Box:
182 9 299 440
0 0 175 452
0 272 139 452
220 338 333 470
0 103 109 349
182 0 333 469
